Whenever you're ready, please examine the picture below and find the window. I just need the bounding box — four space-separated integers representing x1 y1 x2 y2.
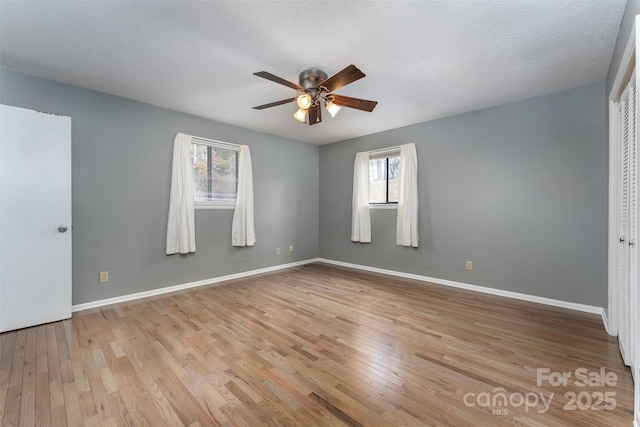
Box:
190 138 239 208
369 150 400 205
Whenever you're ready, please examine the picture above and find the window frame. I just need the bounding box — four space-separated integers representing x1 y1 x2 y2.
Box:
191 136 240 210
368 147 401 209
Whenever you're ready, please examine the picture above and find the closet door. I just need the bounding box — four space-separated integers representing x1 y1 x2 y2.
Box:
630 83 637 368
618 75 639 370
619 85 631 363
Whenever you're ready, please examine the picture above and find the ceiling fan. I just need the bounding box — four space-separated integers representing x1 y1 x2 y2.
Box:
252 64 378 125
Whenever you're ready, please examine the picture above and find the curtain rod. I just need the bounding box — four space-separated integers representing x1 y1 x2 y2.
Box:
190 135 240 150
368 145 402 155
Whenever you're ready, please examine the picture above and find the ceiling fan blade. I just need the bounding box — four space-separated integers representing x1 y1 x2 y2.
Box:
319 65 366 92
253 71 303 90
308 104 322 125
330 95 378 112
252 98 296 110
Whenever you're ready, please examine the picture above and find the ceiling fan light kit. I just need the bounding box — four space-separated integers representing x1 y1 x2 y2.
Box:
293 108 307 122
325 101 341 118
253 64 378 125
296 93 312 109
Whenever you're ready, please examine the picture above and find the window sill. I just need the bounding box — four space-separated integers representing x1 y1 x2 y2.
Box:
369 204 397 210
195 203 235 210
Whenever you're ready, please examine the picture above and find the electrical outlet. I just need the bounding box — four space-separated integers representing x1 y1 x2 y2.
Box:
276 248 281 255
99 271 109 283
466 261 473 270
289 246 293 253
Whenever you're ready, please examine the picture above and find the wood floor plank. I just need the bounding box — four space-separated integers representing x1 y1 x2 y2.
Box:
34 326 50 426
3 329 27 426
0 263 635 426
50 404 68 427
0 330 17 426
34 368 51 426
62 374 84 426
105 390 134 427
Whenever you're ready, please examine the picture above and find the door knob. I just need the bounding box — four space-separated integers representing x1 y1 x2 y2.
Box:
58 225 68 233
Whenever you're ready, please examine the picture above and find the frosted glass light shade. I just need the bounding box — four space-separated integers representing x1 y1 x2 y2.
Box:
296 94 312 109
325 101 341 118
293 108 307 122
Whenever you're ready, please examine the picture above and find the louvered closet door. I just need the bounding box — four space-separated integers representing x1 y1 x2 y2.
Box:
618 75 639 371
629 83 637 369
619 84 631 364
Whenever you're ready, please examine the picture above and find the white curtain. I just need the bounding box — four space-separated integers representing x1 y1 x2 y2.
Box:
397 143 419 247
232 145 256 246
166 133 196 254
351 151 371 242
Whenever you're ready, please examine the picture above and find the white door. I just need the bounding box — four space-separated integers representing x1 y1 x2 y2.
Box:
627 83 637 369
618 83 633 364
0 104 72 332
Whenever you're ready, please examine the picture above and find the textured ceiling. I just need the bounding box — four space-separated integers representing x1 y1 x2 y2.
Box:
0 1 626 145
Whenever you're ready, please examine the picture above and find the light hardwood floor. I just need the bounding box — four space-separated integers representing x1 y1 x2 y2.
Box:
0 263 634 426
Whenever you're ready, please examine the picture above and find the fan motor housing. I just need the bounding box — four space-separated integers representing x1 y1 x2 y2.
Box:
299 69 328 90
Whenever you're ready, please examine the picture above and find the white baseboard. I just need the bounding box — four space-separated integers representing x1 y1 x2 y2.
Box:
72 258 320 312
317 258 605 318
74 256 606 328
601 309 612 335
620 341 629 366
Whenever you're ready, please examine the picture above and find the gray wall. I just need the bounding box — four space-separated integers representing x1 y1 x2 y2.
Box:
319 83 607 307
0 68 319 305
0 68 608 308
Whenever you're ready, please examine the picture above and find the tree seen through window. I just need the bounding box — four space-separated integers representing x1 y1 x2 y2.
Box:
191 142 237 202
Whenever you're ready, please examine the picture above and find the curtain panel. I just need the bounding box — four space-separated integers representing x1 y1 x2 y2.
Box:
166 133 196 254
351 151 371 243
232 145 256 246
396 143 419 247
